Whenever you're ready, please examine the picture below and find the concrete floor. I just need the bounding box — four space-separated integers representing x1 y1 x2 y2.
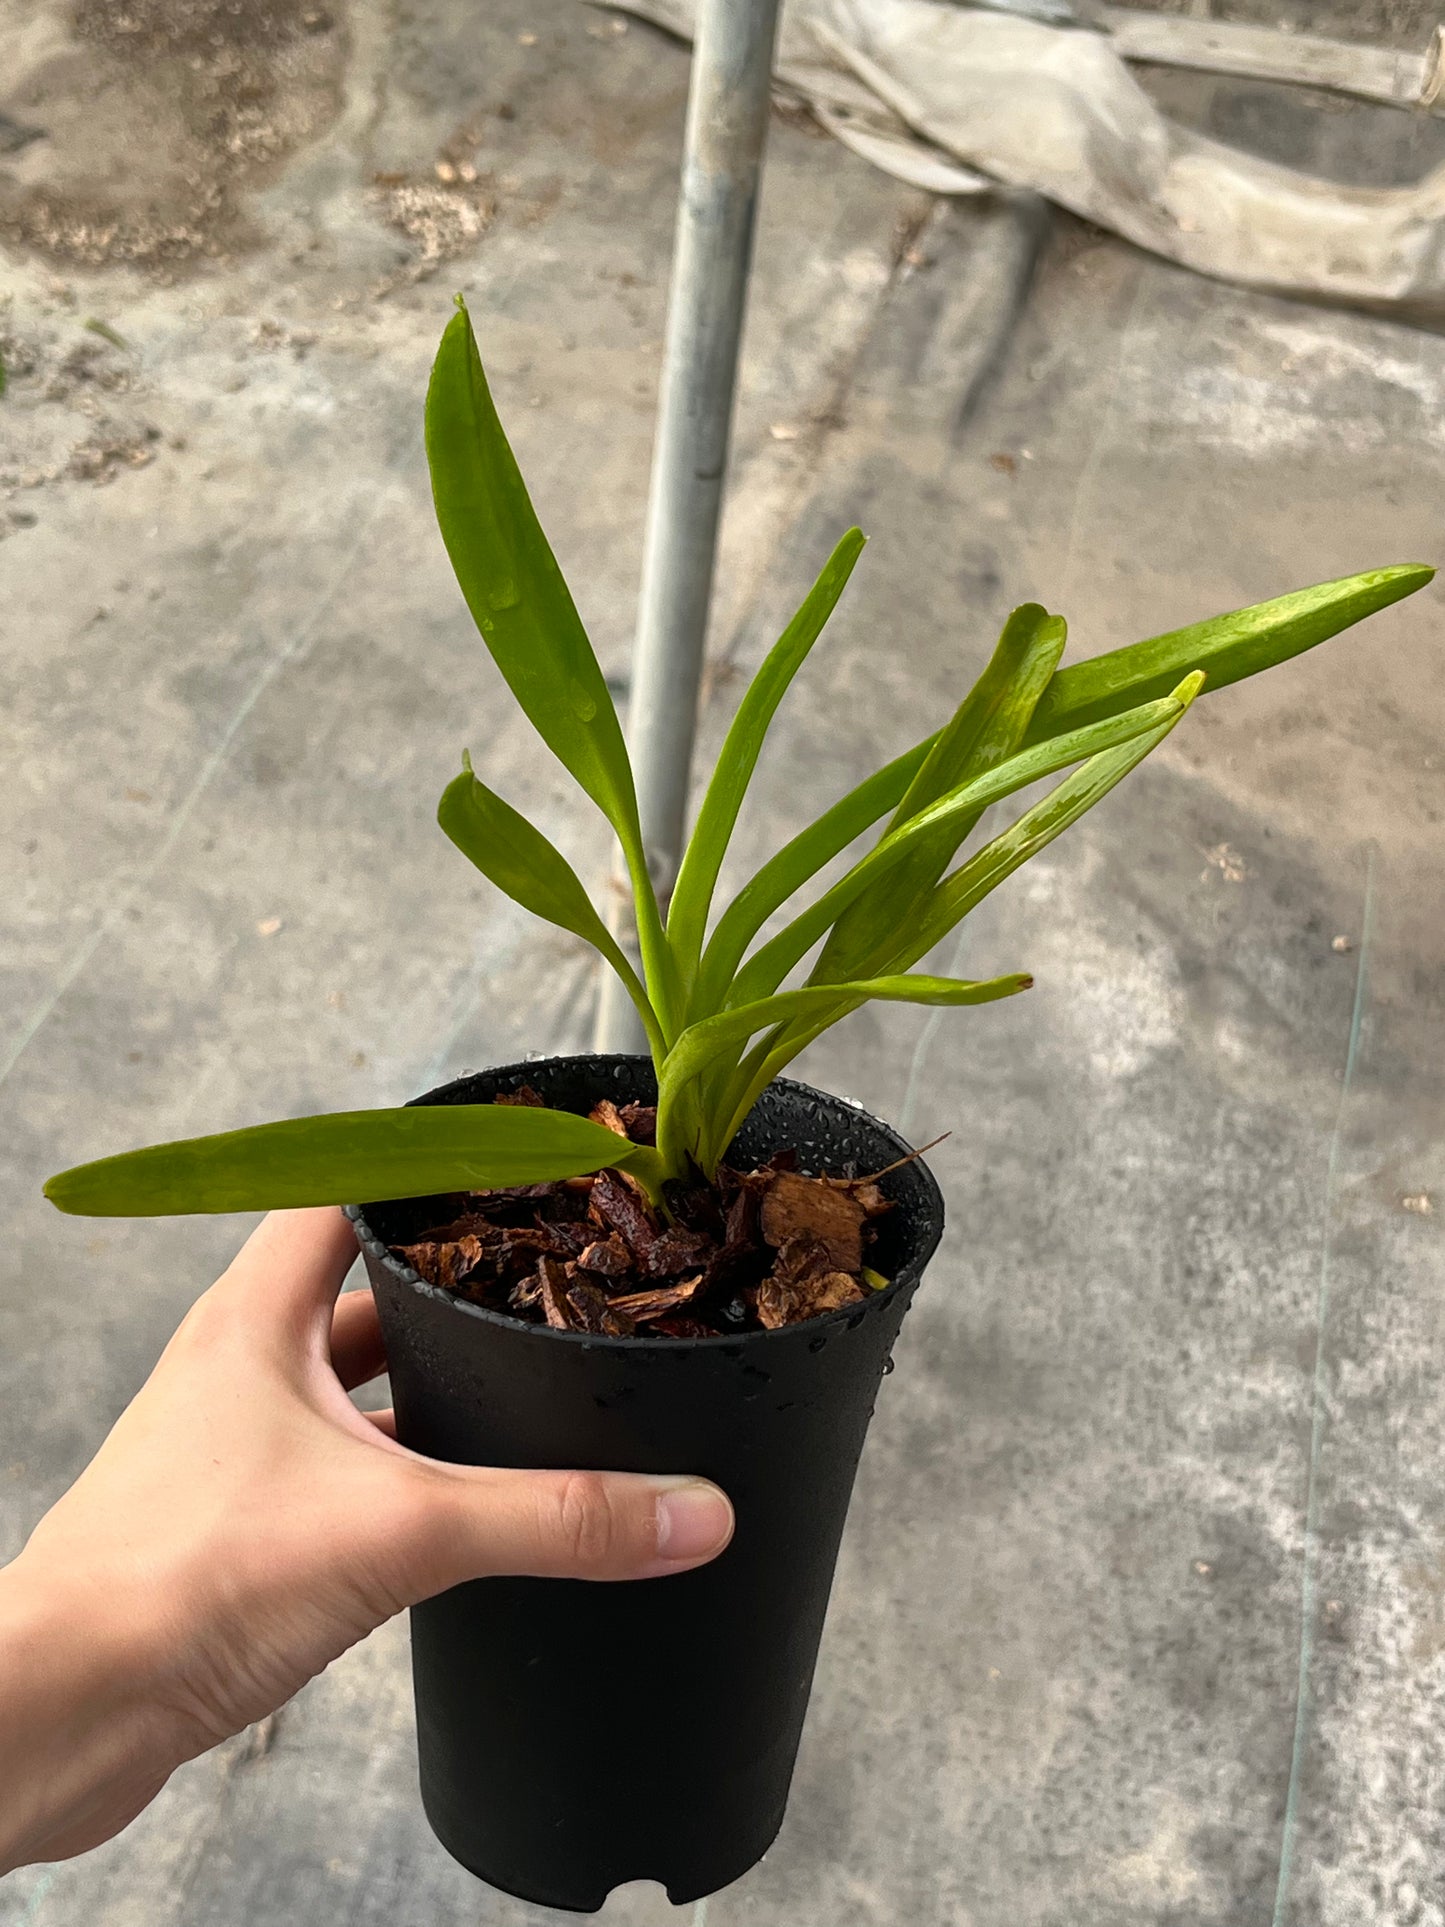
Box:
2 2 1444 1923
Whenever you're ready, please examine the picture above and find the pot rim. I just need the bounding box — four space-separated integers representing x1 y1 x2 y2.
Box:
347 1057 944 1353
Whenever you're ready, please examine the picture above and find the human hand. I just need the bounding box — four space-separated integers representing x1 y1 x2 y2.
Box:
0 1208 734 1872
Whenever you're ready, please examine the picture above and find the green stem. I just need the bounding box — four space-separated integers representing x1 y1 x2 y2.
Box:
620 834 683 1050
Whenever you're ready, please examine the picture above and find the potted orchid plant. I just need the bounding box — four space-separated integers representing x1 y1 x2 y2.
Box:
43 300 1431 1909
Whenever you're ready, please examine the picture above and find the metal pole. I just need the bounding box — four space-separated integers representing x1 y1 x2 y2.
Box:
594 0 784 1053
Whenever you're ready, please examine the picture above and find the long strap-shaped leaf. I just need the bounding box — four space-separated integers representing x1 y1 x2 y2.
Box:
689 732 938 1021
815 602 1066 985
426 301 679 1033
1025 565 1432 743
887 604 1064 829
726 687 1190 1011
889 674 1205 975
438 758 665 1060
45 1105 667 1217
718 672 1208 1151
666 528 866 985
656 972 1031 1175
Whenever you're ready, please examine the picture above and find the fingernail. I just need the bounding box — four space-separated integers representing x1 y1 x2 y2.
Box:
653 1478 734 1566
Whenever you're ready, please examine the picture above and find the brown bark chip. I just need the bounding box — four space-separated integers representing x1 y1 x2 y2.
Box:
396 1233 485 1289
616 1101 658 1145
754 1235 867 1329
588 1169 659 1264
843 1178 894 1220
566 1279 636 1337
609 1275 704 1325
537 1257 574 1330
576 1233 632 1278
644 1223 716 1280
588 1098 630 1137
759 1170 866 1274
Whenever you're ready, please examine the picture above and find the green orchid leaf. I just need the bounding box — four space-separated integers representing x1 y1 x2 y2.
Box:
890 603 1067 827
657 972 1031 1174
426 301 636 835
438 757 664 1058
44 1105 665 1218
891 672 1207 975
728 685 1190 1010
667 528 866 981
689 731 938 1021
731 671 1209 1139
817 601 1067 985
426 301 679 1034
1025 565 1432 744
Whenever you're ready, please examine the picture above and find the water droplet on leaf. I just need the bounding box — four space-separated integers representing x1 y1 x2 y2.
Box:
569 679 597 722
487 577 520 612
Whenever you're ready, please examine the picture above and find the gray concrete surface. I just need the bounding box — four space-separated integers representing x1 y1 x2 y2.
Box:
2 2 1443 1924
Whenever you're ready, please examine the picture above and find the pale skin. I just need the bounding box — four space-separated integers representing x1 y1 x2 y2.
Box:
0 1208 735 1875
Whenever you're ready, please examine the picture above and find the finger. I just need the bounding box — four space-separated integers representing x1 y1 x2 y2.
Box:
330 1289 387 1390
218 1207 359 1323
400 1467 735 1596
364 1407 397 1437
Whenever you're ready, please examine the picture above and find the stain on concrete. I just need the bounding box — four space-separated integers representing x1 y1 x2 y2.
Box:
0 0 348 271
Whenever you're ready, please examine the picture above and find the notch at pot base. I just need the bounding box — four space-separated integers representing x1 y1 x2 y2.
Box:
421 1776 787 1912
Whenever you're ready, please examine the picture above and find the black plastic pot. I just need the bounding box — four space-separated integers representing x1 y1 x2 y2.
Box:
349 1054 943 1912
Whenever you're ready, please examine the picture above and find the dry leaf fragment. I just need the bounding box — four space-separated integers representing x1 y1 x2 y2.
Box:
588 1097 629 1137
495 1084 546 1108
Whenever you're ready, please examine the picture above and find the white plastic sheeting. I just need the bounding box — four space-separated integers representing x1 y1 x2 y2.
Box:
605 0 1445 322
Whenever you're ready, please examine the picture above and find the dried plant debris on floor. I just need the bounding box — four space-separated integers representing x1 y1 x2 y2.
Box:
389 1090 897 1336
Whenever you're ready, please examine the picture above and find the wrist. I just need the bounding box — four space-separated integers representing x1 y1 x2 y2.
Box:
0 1547 189 1872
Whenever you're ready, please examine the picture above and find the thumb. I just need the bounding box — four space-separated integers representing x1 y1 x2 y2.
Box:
397 1466 735 1597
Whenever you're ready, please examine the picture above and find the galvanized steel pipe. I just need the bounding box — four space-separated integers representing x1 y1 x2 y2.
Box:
594 0 784 1053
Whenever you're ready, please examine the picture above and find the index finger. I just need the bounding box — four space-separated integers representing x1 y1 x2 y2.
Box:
216 1206 360 1326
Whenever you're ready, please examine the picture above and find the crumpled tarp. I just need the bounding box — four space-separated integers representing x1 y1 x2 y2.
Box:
605 0 1445 324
